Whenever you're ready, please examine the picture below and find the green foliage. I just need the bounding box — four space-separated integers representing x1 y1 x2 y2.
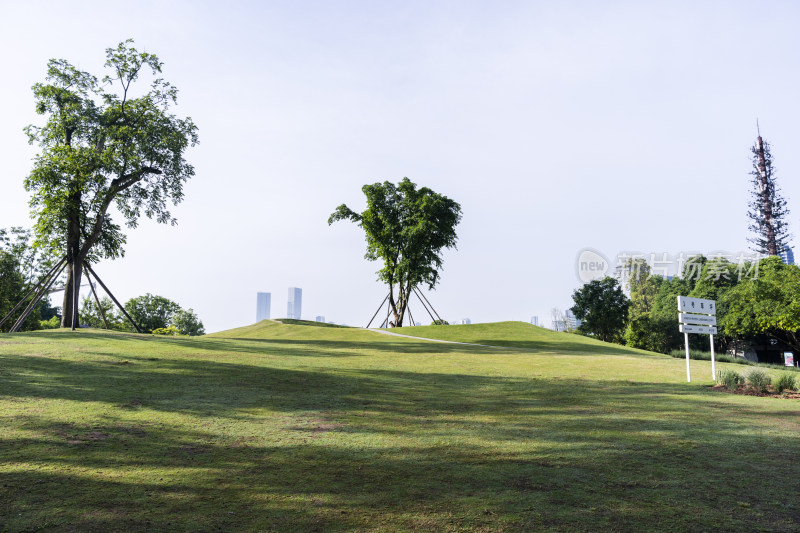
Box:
39 316 61 330
624 259 660 317
773 373 796 393
171 308 205 336
24 40 198 260
431 319 450 326
329 178 461 327
0 250 41 332
720 257 800 351
571 276 629 342
79 295 127 330
152 325 181 336
124 293 181 334
746 369 771 393
716 369 744 389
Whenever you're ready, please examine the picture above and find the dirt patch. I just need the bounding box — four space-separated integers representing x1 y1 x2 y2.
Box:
290 412 344 436
710 384 800 399
180 444 210 455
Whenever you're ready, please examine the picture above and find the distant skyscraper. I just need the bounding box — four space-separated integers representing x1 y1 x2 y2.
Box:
565 309 581 331
530 316 539 326
315 315 325 323
287 287 302 319
256 292 271 322
461 318 471 325
780 245 795 265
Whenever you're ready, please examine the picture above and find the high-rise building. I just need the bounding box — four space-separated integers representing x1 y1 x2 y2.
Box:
780 246 795 265
315 315 325 323
256 292 271 322
565 309 581 331
461 318 471 325
530 316 539 326
287 287 302 319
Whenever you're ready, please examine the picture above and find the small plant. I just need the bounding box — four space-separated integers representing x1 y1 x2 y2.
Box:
773 373 797 394
717 369 744 390
152 326 181 336
746 369 771 393
39 316 61 330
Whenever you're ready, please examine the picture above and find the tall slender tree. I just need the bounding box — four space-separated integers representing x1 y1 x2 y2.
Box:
748 132 791 256
329 178 461 327
24 40 198 328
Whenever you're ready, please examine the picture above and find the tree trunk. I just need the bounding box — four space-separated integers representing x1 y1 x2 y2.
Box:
61 207 83 329
61 260 84 329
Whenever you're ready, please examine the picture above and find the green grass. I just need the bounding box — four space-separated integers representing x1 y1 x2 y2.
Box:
1 320 799 531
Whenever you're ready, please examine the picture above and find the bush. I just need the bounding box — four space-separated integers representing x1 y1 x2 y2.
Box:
773 373 797 394
746 369 771 393
39 316 60 330
152 326 181 336
717 369 744 390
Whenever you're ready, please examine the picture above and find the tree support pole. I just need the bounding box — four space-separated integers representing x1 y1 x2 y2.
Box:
366 292 390 328
83 268 110 330
0 256 66 331
82 262 142 333
413 288 437 323
9 260 68 333
406 302 416 327
414 287 443 323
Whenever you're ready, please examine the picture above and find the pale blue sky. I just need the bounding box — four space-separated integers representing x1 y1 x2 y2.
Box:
2 1 799 331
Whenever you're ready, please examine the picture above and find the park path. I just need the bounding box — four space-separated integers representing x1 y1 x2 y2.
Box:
365 328 515 350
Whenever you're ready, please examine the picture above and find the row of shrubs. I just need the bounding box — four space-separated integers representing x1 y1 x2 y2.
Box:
716 368 799 394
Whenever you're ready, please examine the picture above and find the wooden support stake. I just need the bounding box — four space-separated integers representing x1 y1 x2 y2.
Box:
83 268 109 330
0 256 66 331
366 292 390 328
9 261 68 333
82 262 142 334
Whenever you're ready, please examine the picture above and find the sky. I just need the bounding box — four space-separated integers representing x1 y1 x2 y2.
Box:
2 1 800 332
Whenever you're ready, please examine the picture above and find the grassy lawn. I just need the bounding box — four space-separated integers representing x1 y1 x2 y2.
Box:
1 320 798 531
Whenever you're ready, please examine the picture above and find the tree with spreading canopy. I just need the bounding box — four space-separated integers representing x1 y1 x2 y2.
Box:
24 40 198 328
329 178 461 327
721 256 800 351
570 276 629 342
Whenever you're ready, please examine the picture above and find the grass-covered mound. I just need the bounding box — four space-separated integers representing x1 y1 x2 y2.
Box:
0 324 798 531
396 320 654 355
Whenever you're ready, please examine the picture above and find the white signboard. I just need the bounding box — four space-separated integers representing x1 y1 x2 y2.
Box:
677 296 716 315
680 324 718 335
678 313 717 326
785 352 795 367
677 296 718 383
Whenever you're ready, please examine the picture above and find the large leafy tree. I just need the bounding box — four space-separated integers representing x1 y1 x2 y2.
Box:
24 40 198 328
124 293 181 334
329 178 461 327
721 256 800 351
748 134 791 256
570 276 629 342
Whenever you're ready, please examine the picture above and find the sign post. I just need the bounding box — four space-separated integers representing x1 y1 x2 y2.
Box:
677 296 718 382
